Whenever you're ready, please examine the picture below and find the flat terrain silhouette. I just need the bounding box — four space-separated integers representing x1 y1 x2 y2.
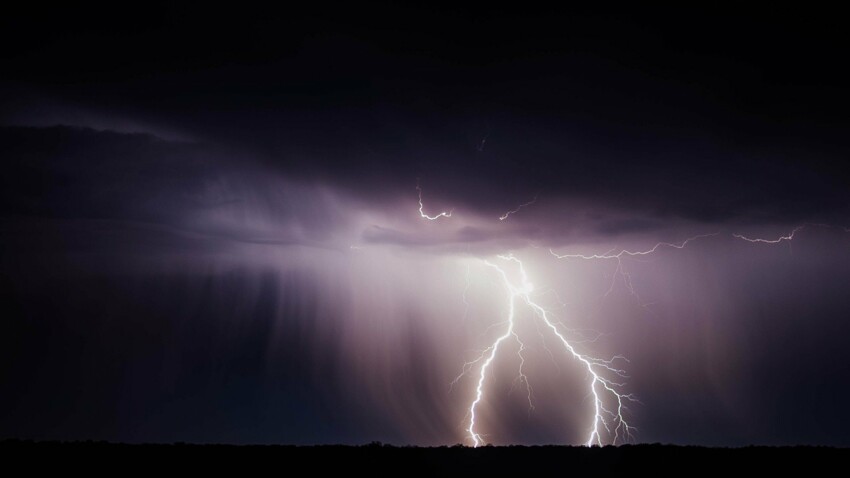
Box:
2 440 846 474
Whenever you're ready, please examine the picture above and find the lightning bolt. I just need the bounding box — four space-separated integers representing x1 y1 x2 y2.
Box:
549 233 718 304
499 194 539 221
731 223 850 251
461 255 635 447
549 233 718 261
417 181 453 220
732 225 805 244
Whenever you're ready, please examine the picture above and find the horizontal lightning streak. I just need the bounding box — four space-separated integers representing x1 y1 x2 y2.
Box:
549 233 719 260
732 225 805 244
731 222 850 248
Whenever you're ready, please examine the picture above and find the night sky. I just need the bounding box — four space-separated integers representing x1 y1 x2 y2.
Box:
2 5 850 446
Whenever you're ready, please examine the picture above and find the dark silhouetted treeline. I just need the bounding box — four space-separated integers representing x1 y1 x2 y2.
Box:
1 440 846 475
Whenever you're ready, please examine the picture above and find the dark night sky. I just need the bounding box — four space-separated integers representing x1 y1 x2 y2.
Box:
2 4 850 446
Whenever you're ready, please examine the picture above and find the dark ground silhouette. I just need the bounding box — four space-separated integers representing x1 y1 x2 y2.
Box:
2 440 846 474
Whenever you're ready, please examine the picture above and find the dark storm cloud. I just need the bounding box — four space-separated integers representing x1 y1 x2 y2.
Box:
0 126 705 252
0 126 362 251
3 5 849 228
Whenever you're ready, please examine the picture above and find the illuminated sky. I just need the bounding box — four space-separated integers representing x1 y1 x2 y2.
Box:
1 5 850 446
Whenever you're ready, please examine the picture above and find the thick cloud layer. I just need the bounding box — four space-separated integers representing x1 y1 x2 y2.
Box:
4 6 850 226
